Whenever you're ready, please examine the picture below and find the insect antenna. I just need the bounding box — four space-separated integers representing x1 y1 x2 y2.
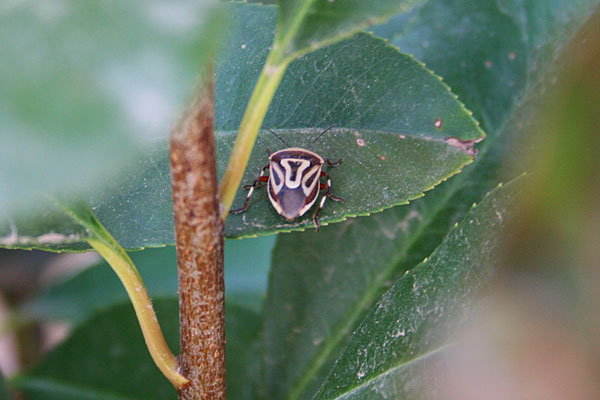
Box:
262 126 290 147
309 125 336 147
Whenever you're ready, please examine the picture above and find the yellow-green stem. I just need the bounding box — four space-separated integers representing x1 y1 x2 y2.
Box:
86 237 189 389
218 50 290 217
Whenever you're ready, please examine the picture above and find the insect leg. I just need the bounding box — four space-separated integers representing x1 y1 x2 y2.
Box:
325 158 343 167
230 164 270 215
312 171 344 231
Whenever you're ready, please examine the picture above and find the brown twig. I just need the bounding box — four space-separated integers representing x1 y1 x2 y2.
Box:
170 70 226 399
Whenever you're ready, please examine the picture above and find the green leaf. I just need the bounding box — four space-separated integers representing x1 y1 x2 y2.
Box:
0 373 10 400
0 0 223 212
223 128 477 238
225 304 263 400
372 0 598 135
0 4 483 251
25 236 274 324
0 205 90 252
364 0 600 272
312 178 523 399
275 0 425 58
264 176 523 399
13 300 179 400
12 298 262 400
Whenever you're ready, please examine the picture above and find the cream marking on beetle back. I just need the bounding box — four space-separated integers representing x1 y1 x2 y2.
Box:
297 185 320 217
270 161 285 193
267 148 325 220
279 158 311 189
230 131 343 230
301 165 321 196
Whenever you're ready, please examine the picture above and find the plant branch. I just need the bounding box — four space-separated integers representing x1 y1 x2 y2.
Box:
55 199 188 389
170 69 226 399
218 50 290 217
86 237 188 389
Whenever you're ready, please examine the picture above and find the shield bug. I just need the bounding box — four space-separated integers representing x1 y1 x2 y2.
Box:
230 127 344 231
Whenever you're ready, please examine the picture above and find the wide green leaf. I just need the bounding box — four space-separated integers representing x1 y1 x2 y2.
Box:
25 236 274 324
312 178 522 399
13 300 180 399
12 298 262 400
225 304 263 400
263 175 522 399
222 128 477 238
363 0 600 274
0 0 223 213
372 0 598 134
275 0 425 58
0 3 482 251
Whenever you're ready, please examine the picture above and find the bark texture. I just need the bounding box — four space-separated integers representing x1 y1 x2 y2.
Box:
170 75 226 400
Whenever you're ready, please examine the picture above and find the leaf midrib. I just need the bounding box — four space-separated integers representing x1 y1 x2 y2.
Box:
275 0 318 60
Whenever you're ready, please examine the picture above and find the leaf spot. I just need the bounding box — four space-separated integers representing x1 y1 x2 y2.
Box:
444 136 484 158
496 211 503 222
508 51 516 60
434 118 443 129
393 328 406 338
485 60 493 68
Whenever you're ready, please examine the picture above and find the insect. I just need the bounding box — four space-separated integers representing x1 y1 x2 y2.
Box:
230 127 344 231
